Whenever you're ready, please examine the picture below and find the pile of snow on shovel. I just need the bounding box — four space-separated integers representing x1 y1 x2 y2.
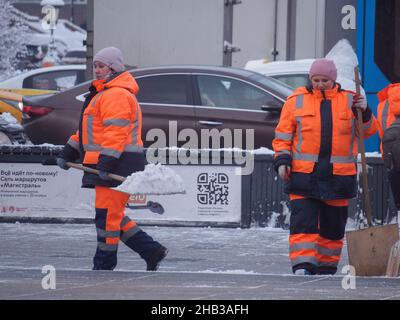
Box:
114 163 185 195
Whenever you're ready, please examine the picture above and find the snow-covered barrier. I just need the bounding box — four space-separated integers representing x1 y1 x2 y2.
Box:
0 146 397 228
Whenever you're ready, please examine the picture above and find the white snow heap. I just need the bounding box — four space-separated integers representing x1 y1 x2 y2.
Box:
325 39 365 96
0 112 22 129
114 163 186 195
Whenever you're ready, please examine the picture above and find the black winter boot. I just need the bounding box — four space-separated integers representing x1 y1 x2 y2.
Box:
146 245 168 271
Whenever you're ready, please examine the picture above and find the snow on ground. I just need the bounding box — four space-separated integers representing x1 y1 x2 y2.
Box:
2 223 400 300
0 222 296 275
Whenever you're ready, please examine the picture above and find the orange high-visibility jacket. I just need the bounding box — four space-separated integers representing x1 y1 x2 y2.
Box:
66 71 144 187
273 85 378 177
376 83 400 152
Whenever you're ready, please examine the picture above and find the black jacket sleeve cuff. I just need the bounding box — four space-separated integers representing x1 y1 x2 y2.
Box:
273 154 292 172
362 107 372 123
97 154 118 172
61 144 80 162
352 106 372 123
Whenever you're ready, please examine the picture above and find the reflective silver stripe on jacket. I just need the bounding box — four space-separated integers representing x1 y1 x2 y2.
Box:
275 132 293 141
84 143 143 154
382 100 390 131
296 94 304 109
131 116 139 146
97 242 118 252
100 148 122 158
294 94 305 153
295 117 303 153
86 114 95 146
85 91 104 149
67 138 79 151
330 155 357 164
83 143 101 151
292 153 318 162
346 93 353 109
103 118 130 127
125 145 144 153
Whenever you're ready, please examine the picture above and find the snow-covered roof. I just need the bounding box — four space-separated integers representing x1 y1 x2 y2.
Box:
40 0 65 6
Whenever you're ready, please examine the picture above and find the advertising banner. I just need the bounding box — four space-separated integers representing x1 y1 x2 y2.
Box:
0 163 242 225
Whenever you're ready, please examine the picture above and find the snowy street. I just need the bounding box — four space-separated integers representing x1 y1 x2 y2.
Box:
0 222 399 300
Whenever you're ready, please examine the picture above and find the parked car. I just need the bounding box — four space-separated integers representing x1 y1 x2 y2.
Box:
21 65 294 149
0 112 31 145
245 58 365 95
245 59 313 89
0 65 86 91
0 89 56 123
61 49 87 65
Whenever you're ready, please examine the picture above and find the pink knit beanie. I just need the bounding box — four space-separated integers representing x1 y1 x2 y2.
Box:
94 47 125 73
309 58 337 81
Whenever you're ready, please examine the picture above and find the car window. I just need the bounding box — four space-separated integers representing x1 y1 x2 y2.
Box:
271 74 311 89
23 70 79 91
136 75 188 105
196 75 281 111
66 51 86 58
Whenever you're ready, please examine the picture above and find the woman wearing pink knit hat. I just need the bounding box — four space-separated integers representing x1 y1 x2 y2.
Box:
272 58 379 276
56 47 168 271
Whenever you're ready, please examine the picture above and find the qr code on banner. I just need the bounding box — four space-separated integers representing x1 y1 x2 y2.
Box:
197 173 229 205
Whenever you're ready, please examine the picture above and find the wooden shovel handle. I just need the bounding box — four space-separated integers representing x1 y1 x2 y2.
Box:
66 162 126 183
354 67 372 227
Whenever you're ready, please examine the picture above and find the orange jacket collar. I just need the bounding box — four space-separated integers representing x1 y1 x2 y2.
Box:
311 84 341 100
91 71 139 94
377 83 400 102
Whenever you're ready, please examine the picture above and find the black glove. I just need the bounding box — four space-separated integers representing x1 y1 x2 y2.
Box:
56 158 69 170
98 170 112 181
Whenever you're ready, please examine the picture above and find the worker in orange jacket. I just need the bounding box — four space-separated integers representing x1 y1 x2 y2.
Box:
273 58 379 275
56 47 167 271
376 83 400 209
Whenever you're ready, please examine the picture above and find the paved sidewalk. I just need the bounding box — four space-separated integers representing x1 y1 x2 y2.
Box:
0 223 399 300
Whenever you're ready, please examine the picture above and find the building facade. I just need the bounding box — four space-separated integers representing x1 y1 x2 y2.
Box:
88 0 356 69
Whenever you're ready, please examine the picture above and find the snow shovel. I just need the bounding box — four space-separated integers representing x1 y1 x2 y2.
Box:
386 240 400 277
345 67 399 276
65 162 186 196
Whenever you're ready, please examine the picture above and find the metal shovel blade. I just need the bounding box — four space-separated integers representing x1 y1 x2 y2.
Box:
346 223 399 276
